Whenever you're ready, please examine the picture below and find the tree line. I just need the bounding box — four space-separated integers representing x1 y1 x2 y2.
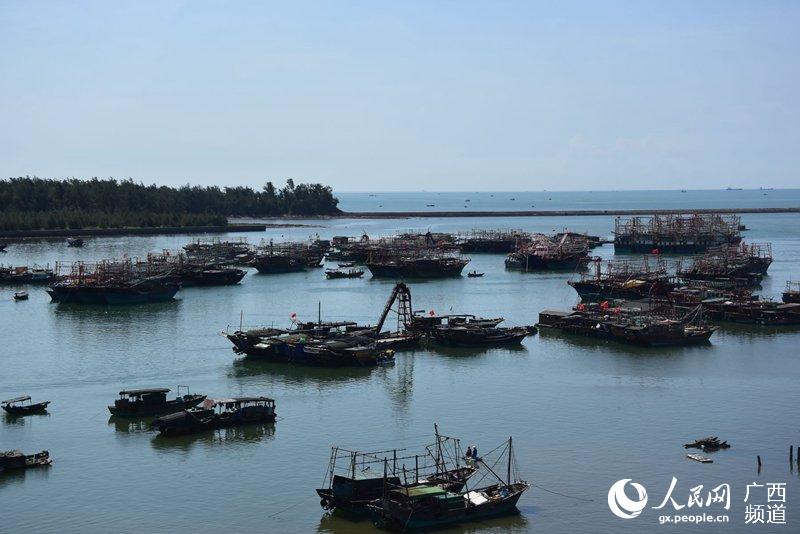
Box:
0 177 340 230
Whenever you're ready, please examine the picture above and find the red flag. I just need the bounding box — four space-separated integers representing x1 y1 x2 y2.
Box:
429 310 435 317
651 248 660 255
600 300 610 310
290 312 297 319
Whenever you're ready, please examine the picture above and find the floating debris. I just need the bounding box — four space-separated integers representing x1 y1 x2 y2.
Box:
686 453 713 463
684 436 730 451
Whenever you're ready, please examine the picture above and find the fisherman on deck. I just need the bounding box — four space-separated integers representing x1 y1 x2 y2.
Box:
465 446 473 460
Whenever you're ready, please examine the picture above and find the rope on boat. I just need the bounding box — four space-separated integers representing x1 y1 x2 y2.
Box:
267 494 317 519
531 482 594 502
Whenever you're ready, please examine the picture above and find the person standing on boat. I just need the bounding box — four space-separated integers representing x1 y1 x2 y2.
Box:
466 446 473 460
472 445 478 460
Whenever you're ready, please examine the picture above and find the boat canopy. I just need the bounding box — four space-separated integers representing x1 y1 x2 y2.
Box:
2 396 31 405
213 396 274 406
119 388 170 396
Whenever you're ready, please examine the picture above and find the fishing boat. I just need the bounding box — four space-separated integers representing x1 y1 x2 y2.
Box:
47 274 180 305
66 237 84 247
317 426 478 514
366 251 469 278
613 213 742 253
0 265 54 285
686 453 713 463
178 267 246 287
368 437 529 530
0 450 52 472
783 281 800 304
407 313 504 334
1 396 50 415
467 271 484 277
108 387 206 417
338 262 356 268
430 325 534 346
0 243 6 252
13 291 28 301
150 407 216 436
214 397 276 428
325 268 365 279
536 304 717 347
569 257 675 301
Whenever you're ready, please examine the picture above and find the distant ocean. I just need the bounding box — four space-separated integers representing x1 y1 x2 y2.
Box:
335 189 800 213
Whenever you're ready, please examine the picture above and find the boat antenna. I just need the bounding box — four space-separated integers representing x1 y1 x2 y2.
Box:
318 301 321 325
239 309 243 331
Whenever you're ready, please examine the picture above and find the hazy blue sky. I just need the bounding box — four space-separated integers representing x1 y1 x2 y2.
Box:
1 1 798 191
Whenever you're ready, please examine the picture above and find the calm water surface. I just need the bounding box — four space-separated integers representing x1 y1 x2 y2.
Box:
2 202 800 532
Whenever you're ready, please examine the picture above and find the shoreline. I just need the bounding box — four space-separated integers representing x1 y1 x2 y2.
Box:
0 224 268 240
333 206 800 219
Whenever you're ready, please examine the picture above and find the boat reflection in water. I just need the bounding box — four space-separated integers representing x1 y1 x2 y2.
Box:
150 422 276 453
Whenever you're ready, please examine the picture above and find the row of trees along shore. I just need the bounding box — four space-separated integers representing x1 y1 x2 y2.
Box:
0 177 340 230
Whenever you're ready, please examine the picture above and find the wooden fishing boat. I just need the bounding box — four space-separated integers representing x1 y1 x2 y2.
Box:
1 396 50 415
317 426 477 514
152 396 277 437
467 271 484 277
150 408 216 436
784 281 800 304
108 387 206 417
537 305 717 347
47 275 180 305
66 237 84 247
430 325 533 346
368 437 529 530
338 262 355 268
13 291 28 301
0 450 52 472
179 267 246 287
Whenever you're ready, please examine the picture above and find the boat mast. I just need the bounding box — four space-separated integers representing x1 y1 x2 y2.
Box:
507 437 513 486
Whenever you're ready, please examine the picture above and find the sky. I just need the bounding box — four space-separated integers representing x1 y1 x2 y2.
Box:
1 1 798 192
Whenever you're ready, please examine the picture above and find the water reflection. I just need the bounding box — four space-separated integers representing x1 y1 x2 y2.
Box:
716 322 800 339
108 416 153 433
229 359 376 385
150 422 276 453
536 328 714 357
316 507 529 533
427 344 529 359
3 412 50 426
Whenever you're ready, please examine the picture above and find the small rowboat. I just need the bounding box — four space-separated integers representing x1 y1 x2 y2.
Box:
686 453 713 463
13 291 28 301
467 271 485 278
2 396 51 415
